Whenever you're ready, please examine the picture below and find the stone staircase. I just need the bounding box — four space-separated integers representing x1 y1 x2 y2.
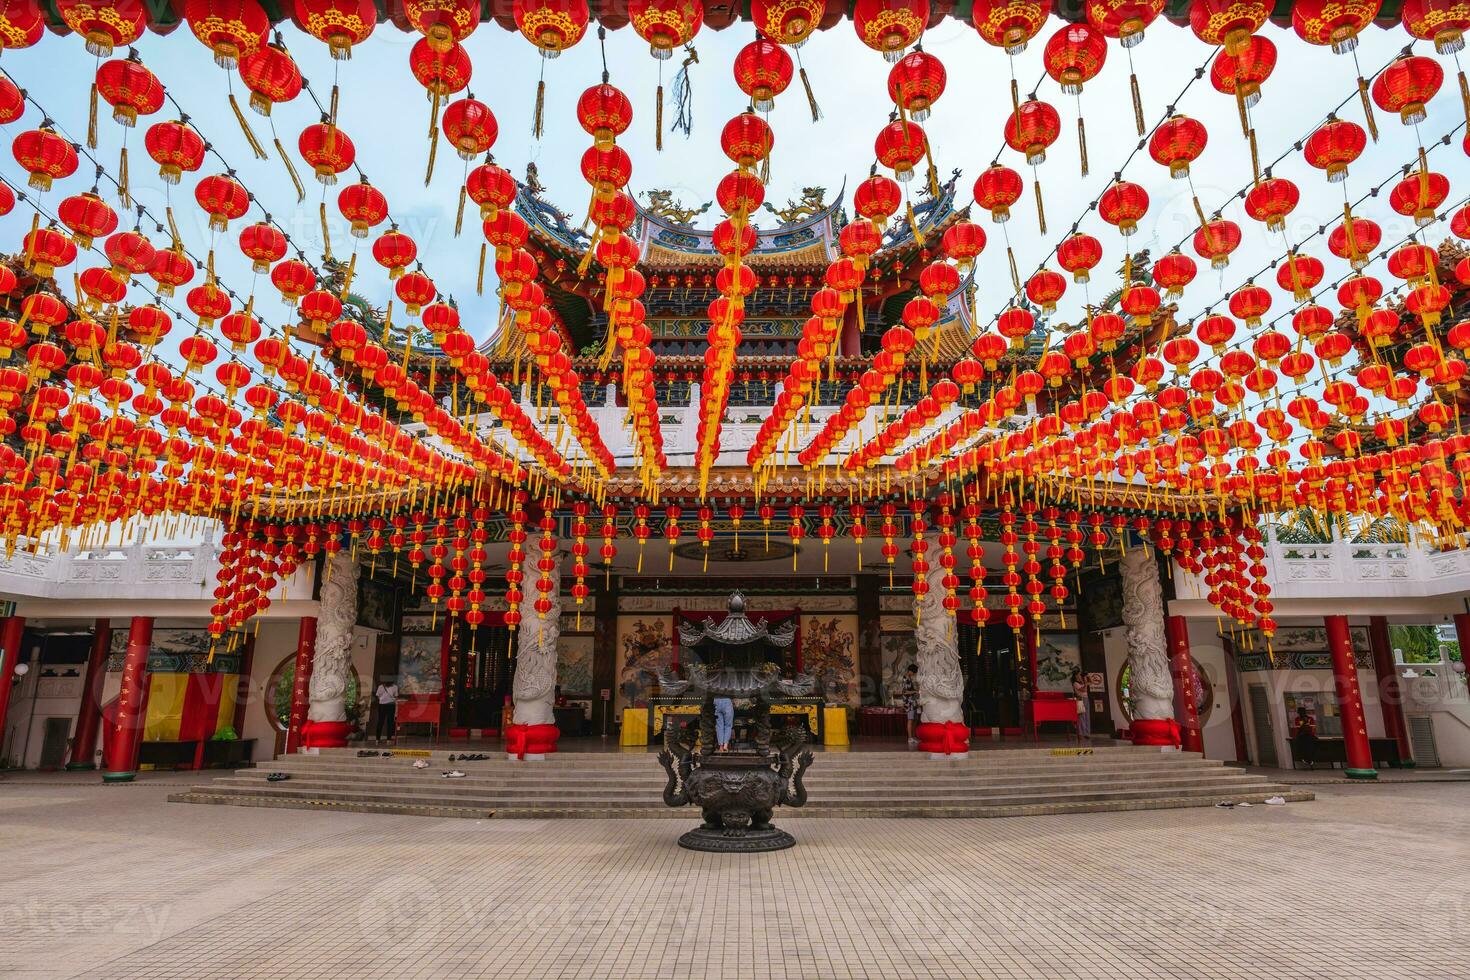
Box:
169 743 1311 820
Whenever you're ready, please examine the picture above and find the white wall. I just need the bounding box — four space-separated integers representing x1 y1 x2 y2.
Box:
1235 667 1388 769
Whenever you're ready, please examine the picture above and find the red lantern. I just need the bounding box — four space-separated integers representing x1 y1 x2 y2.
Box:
104 230 155 277
270 258 315 303
854 174 902 224
58 191 118 249
95 56 165 127
144 119 205 183
1278 253 1324 299
0 0 45 52
1389 171 1450 226
941 221 986 269
750 0 823 46
734 38 792 112
852 0 929 62
974 163 1023 223
1044 23 1107 93
514 0 589 57
1004 99 1060 165
1058 233 1103 283
238 42 302 115
184 0 270 68
1189 0 1269 54
238 221 285 273
403 0 479 53
1372 55 1444 125
1210 35 1276 109
408 36 472 96
1400 0 1470 53
466 162 517 221
873 119 926 181
1152 250 1196 298
626 0 703 58
1025 269 1066 313
888 50 946 121
292 0 377 60
1328 215 1381 270
298 122 355 184
1293 0 1379 53
1098 181 1148 236
1193 218 1242 269
1148 115 1207 178
1244 176 1299 231
371 228 417 279
1086 0 1163 46
441 97 497 158
194 174 249 231
336 178 388 238
972 0 1051 54
12 128 78 191
576 84 633 148
0 75 21 125
396 271 436 315
148 248 195 297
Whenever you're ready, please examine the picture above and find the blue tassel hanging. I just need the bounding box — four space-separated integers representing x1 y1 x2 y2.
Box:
672 45 698 139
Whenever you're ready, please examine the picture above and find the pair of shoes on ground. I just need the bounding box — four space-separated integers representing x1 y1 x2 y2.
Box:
448 753 489 762
1215 797 1287 809
265 772 289 782
357 749 393 758
442 769 466 778
411 759 430 769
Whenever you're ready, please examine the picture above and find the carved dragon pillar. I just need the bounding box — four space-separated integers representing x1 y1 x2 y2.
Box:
508 542 562 760
304 550 359 748
1120 545 1178 747
914 537 969 757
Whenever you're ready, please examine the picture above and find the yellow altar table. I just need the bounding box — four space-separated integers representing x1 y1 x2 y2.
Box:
620 707 649 746
822 707 849 746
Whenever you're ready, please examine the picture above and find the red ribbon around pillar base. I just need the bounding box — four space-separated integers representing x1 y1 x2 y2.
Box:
1129 717 1181 748
504 722 560 760
914 720 971 755
301 720 352 748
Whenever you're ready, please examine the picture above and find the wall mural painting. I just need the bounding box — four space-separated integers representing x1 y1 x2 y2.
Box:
616 616 673 711
880 632 918 705
1036 633 1083 693
802 615 858 707
397 634 443 697
557 635 594 698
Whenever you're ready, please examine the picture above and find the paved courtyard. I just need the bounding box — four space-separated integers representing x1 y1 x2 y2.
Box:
2 771 1468 979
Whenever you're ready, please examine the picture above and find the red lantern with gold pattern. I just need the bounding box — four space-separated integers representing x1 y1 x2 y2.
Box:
1004 99 1060 165
1328 215 1381 270
1086 0 1164 46
972 0 1051 54
722 112 774 169
1371 55 1444 125
1193 218 1242 270
22 226 77 278
1400 0 1470 53
1210 35 1275 110
1244 176 1299 231
1044 23 1106 93
149 248 195 297
404 0 479 53
372 228 417 279
941 221 986 270
95 56 165 127
1293 0 1380 53
338 178 387 237
409 37 472 96
184 0 270 68
874 119 926 181
1390 171 1450 226
751 0 823 46
466 162 516 220
627 0 702 59
0 0 45 52
238 221 285 273
974 163 1023 223
298 122 355 184
194 173 248 231
1148 115 1207 178
441 97 497 158
855 174 902 223
734 38 793 111
145 120 205 183
1189 0 1269 54
237 41 302 115
12 128 78 191
59 0 147 57
1098 180 1148 237
514 0 588 57
1058 233 1102 283
853 0 929 62
576 83 633 148
888 50 946 121
58 191 118 249
1303 119 1366 182
292 0 376 60
1152 250 1196 298
396 271 436 316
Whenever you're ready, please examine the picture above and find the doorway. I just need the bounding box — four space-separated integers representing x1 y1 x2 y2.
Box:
965 622 1022 731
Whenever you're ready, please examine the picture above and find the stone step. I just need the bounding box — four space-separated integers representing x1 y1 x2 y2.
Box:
316 743 1179 763
169 780 1307 815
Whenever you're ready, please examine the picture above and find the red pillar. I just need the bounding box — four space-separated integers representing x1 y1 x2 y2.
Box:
66 619 111 770
0 616 25 760
1325 615 1377 780
1368 617 1412 767
284 617 317 754
103 617 153 782
1165 616 1205 754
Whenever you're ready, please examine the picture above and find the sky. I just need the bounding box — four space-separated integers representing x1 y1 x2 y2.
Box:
0 14 1458 431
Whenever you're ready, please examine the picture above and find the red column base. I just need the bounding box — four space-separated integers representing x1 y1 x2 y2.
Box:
1130 718 1181 747
300 720 352 749
915 721 971 755
505 723 560 759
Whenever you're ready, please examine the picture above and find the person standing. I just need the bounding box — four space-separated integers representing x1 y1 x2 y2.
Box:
713 696 734 752
374 676 399 743
1071 668 1091 744
901 664 920 746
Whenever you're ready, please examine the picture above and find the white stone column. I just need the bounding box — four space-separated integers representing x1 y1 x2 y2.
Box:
307 550 360 730
511 540 561 757
915 537 966 757
1119 544 1175 745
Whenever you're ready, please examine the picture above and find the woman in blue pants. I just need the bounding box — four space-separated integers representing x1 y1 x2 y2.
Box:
714 696 734 752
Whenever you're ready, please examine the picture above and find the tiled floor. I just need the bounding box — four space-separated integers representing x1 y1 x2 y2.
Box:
3 771 1468 979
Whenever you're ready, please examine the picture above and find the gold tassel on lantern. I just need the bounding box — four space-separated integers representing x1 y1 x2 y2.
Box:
532 78 546 140
1033 177 1047 236
477 243 486 295
229 92 268 159
1077 115 1089 178
800 67 822 123
273 137 305 203
424 91 442 185
117 146 130 209
166 207 181 250
87 83 98 150
656 83 664 152
906 201 925 246
455 186 466 237
1130 71 1144 136
1357 74 1379 142
319 202 334 262
1459 68 1470 129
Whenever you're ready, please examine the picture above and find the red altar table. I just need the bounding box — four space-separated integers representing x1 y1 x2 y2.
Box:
1025 693 1080 740
396 698 442 741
